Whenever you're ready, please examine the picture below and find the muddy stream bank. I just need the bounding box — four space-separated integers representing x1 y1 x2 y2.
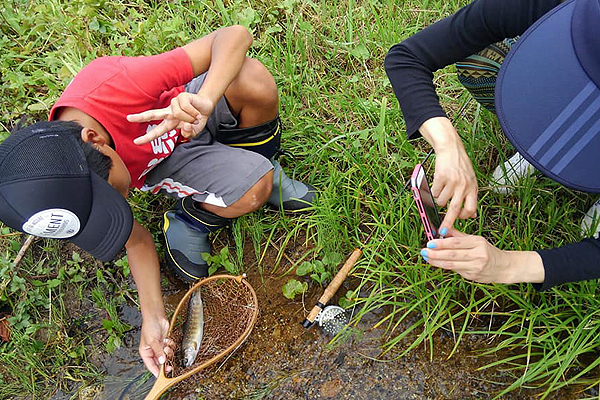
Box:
54 235 582 400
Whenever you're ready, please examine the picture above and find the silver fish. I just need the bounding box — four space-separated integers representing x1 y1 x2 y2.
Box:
181 290 204 368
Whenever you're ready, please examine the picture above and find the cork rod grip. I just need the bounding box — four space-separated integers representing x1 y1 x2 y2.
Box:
304 248 362 324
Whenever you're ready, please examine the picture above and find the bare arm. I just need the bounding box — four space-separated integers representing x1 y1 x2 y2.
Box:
126 220 174 377
182 25 253 105
126 220 164 319
128 25 253 144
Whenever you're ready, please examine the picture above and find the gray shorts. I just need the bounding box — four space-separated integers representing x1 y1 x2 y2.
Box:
141 74 273 207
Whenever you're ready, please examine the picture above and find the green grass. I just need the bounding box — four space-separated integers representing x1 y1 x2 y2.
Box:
1 0 600 399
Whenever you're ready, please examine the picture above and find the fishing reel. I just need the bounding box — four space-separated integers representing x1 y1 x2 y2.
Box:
302 303 349 335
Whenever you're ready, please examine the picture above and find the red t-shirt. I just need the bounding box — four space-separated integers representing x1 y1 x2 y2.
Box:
49 48 195 188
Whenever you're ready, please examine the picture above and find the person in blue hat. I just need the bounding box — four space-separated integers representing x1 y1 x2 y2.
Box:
385 0 600 289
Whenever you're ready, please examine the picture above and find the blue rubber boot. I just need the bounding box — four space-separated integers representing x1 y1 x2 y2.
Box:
163 197 230 282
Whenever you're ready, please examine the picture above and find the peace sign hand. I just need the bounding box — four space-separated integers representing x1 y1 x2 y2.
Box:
127 92 215 145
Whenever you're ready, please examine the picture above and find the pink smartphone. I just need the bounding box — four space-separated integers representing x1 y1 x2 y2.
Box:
411 164 442 241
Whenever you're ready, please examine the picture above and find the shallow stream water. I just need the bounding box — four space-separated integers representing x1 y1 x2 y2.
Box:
88 273 580 399
51 237 584 400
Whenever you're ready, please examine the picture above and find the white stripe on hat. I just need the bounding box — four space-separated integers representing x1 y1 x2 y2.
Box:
553 117 600 174
538 90 600 165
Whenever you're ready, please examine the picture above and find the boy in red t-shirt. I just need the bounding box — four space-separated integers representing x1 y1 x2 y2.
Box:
1 26 315 377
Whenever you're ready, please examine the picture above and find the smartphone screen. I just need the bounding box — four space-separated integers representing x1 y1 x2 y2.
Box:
411 164 442 239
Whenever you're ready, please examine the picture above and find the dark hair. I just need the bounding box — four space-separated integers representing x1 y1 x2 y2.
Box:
10 120 113 181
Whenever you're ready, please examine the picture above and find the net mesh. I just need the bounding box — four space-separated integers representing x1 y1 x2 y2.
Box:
166 277 258 378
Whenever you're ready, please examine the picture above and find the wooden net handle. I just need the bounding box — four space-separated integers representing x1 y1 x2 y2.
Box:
304 248 362 325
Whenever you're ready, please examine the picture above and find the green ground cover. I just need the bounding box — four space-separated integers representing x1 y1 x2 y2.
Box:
1 0 599 398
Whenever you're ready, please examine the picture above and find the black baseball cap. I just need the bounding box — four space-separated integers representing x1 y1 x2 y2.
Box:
0 122 133 261
496 0 600 193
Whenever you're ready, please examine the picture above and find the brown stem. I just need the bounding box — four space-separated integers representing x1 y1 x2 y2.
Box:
13 235 35 267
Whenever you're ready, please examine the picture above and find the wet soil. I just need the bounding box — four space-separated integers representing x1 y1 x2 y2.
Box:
83 233 584 400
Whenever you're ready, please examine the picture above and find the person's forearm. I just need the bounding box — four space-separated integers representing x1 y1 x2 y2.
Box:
419 117 463 151
500 250 545 284
189 26 252 106
384 0 560 138
126 221 166 321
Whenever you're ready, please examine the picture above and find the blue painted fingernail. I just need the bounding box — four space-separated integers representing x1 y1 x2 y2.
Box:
440 227 448 236
423 255 429 262
427 241 436 249
420 249 428 257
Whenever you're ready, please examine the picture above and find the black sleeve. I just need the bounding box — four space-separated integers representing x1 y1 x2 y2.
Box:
533 237 600 291
384 0 562 138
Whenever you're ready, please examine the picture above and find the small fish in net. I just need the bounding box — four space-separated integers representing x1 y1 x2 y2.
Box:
168 276 257 375
181 290 204 368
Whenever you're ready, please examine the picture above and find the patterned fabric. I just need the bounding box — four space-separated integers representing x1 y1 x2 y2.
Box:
456 38 519 113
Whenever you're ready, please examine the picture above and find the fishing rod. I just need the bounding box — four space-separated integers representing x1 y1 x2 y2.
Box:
301 229 376 333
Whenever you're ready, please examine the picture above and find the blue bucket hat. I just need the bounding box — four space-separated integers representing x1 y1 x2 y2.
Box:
496 0 600 193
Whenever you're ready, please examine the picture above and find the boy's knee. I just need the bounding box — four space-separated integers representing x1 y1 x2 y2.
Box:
248 170 273 210
235 170 273 214
206 170 273 218
235 58 279 111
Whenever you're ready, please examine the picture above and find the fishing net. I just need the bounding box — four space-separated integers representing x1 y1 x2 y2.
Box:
166 275 258 378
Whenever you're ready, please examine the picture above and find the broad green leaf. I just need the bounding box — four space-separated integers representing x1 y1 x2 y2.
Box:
296 261 314 276
282 279 307 300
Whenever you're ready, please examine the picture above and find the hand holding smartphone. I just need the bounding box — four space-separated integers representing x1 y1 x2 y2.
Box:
411 164 442 241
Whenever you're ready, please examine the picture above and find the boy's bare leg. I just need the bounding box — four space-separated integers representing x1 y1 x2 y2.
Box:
201 170 273 218
223 57 279 127
223 57 316 211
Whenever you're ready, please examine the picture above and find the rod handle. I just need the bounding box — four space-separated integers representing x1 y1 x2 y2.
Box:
303 248 362 326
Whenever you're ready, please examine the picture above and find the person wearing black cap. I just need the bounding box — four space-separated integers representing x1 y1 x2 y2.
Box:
385 0 600 288
0 26 315 377
0 120 178 377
